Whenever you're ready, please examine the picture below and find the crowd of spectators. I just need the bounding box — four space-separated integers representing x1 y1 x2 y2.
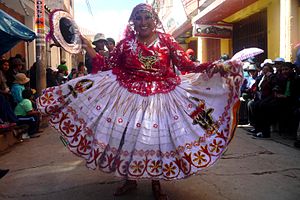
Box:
0 55 90 140
239 56 300 148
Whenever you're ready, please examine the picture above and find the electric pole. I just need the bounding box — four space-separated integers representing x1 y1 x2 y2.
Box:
35 0 46 95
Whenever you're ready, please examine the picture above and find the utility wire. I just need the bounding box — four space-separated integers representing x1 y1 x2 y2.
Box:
85 0 94 16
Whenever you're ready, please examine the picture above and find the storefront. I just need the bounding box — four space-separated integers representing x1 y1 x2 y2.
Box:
232 10 267 63
192 0 300 63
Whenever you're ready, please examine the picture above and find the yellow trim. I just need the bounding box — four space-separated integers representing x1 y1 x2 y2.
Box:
185 37 198 44
220 39 231 57
223 0 281 59
224 0 274 23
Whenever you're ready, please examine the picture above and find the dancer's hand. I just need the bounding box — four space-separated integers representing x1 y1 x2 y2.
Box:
211 61 230 75
211 60 241 75
80 35 97 58
80 35 92 49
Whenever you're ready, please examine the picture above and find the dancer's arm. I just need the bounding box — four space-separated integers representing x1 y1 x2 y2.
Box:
80 35 97 58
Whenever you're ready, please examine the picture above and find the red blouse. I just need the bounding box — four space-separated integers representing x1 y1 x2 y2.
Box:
92 32 212 96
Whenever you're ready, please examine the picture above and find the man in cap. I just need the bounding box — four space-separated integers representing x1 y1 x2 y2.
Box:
85 33 108 73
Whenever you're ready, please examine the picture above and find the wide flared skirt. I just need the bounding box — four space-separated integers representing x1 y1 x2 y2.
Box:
37 67 243 180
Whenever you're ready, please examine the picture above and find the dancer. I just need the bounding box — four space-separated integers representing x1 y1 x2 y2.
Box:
38 3 246 199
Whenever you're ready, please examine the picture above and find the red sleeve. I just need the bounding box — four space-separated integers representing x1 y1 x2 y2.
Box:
91 54 105 74
91 40 125 74
163 34 214 73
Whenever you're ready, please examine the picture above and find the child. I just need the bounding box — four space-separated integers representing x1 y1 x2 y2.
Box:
14 89 41 139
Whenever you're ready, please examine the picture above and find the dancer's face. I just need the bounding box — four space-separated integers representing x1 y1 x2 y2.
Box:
133 10 156 38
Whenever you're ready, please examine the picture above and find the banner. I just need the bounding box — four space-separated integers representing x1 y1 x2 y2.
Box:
193 23 233 39
162 0 187 34
35 0 45 29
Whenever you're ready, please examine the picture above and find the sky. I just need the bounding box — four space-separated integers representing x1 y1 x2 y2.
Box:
74 0 146 41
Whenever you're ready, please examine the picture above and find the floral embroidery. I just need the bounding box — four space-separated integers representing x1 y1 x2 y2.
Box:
163 162 176 177
209 139 224 154
62 120 75 134
41 92 54 104
193 151 207 165
150 160 162 173
130 161 144 174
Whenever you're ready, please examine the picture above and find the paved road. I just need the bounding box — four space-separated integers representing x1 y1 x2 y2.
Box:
0 126 300 200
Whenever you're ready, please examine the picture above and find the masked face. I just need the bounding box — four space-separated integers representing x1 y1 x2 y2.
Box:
133 10 156 38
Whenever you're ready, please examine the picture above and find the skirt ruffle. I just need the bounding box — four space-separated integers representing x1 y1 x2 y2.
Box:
37 66 243 180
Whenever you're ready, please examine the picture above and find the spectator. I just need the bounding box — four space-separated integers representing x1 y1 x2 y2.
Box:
85 33 108 73
6 57 24 87
92 33 109 57
251 63 277 138
0 93 18 123
106 37 116 53
186 49 198 62
57 61 68 84
241 63 259 99
10 73 30 108
27 62 38 90
0 59 10 95
273 62 300 139
67 68 77 80
76 62 87 78
57 60 68 73
14 89 41 139
46 67 58 87
239 63 260 125
220 54 230 62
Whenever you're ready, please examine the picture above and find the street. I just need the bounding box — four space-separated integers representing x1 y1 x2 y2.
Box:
0 126 300 200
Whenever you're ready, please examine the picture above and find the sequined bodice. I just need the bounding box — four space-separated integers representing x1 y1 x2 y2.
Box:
92 32 208 96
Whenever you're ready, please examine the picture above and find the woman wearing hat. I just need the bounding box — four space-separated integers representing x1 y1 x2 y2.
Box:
10 73 30 108
38 3 249 199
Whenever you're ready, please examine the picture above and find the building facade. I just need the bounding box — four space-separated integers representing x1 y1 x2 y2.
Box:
0 0 75 71
155 0 300 64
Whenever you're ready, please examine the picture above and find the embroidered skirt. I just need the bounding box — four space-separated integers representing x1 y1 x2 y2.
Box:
37 65 243 180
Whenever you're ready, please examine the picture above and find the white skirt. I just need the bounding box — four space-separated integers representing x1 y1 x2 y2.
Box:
37 66 243 180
